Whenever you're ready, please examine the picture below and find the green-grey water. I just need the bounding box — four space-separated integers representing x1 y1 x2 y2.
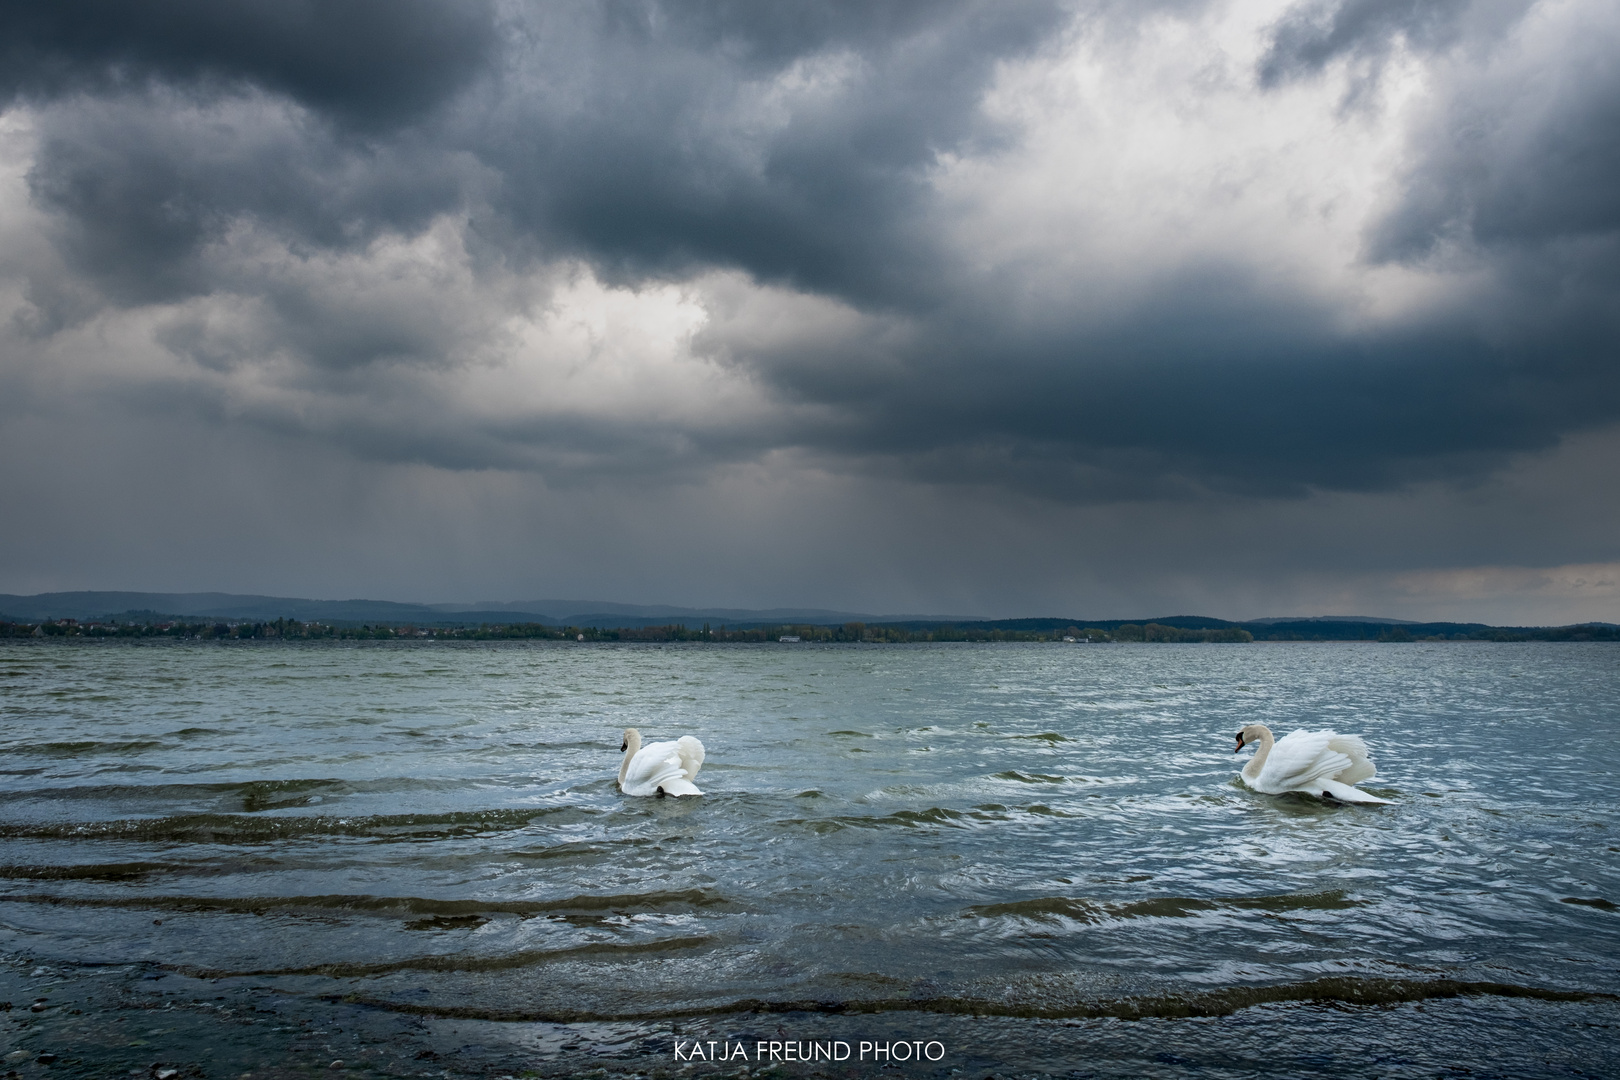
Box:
2 640 1617 1078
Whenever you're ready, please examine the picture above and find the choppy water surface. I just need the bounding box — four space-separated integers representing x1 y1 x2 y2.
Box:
2 640 1617 1078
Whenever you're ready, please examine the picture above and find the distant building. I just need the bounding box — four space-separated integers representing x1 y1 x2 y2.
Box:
779 635 801 643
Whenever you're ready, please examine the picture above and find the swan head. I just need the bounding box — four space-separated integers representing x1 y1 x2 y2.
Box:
620 727 640 753
1234 723 1271 753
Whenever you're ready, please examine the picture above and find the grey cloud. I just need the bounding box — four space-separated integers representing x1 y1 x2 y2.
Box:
483 0 1066 305
597 0 986 69
23 93 482 311
1258 0 1476 87
19 0 1065 308
0 0 497 128
793 298 1620 502
1369 17 1620 261
5 0 1620 519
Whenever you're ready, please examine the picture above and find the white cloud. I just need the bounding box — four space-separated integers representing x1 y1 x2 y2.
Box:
933 0 1462 328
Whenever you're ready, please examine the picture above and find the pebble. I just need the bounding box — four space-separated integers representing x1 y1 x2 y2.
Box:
328 1061 344 1070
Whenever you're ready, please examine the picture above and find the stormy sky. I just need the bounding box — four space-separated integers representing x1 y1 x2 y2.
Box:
1 0 1617 623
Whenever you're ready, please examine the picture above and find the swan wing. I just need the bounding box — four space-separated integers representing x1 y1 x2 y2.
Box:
621 740 682 791
1326 734 1376 785
676 736 705 781
1257 730 1353 792
621 739 705 797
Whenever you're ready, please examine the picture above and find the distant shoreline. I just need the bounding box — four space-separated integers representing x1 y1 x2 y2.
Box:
3 590 1615 641
4 616 1616 644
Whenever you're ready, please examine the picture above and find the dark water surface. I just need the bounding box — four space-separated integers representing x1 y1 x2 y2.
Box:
2 640 1617 1077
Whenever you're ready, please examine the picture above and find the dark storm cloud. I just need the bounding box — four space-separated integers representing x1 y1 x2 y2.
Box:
765 279 1620 501
17 0 1064 322
0 0 497 128
483 0 1066 305
25 94 479 310
5 0 1620 511
1259 0 1620 262
1369 35 1620 261
599 0 988 68
15 0 1065 306
1257 0 1478 87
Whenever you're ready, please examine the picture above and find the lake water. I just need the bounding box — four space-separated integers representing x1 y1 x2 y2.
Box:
2 640 1617 1078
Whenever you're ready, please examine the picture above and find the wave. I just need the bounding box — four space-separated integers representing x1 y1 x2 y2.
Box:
0 775 474 810
170 934 715 980
1 740 169 757
300 976 1617 1025
0 887 730 919
776 800 1107 833
0 806 595 843
1560 896 1616 911
0 861 180 881
778 806 974 833
964 889 1369 924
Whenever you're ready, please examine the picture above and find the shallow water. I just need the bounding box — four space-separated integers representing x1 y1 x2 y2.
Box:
2 639 1617 1077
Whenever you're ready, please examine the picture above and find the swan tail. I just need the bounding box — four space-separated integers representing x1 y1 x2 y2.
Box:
676 736 705 780
658 777 704 797
1319 779 1390 804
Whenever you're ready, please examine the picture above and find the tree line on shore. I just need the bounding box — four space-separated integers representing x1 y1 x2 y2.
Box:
2 616 1613 643
1 618 1254 643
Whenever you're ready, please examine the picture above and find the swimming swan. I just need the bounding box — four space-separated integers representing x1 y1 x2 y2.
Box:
1233 724 1390 804
618 728 705 797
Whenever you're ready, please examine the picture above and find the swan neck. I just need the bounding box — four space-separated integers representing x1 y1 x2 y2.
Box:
1243 727 1274 782
618 730 641 788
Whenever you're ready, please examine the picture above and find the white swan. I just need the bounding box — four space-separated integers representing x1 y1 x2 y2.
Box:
618 728 705 797
1233 724 1390 804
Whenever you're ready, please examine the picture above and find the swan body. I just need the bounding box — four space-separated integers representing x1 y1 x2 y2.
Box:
1234 724 1390 804
618 727 705 797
